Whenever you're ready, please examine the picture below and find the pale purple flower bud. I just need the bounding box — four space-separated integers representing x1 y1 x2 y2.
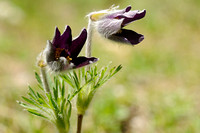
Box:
89 5 146 45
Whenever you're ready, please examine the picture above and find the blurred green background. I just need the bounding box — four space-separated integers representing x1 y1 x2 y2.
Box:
0 0 200 133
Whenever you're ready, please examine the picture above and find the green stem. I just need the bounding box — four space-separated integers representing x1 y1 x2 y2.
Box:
56 116 69 133
40 67 50 93
76 114 84 133
58 126 69 133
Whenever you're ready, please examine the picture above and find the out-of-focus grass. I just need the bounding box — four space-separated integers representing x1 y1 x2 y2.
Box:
0 0 200 132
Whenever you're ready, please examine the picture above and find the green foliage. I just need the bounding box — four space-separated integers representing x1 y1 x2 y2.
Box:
60 64 122 115
18 64 122 132
18 72 72 133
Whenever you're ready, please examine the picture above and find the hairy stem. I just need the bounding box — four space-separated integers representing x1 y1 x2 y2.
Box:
40 67 50 93
76 114 84 133
58 127 68 133
85 19 93 58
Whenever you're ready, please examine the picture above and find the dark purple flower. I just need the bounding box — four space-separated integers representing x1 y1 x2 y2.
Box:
90 5 146 45
45 26 98 72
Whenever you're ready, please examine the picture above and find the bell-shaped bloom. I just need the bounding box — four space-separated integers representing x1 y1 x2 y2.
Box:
44 26 98 72
89 5 146 45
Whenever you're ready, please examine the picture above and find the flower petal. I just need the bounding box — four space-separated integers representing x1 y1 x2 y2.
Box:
125 6 131 12
105 6 132 19
97 18 123 38
71 56 98 68
121 10 146 26
60 25 72 49
52 27 61 48
70 28 87 58
108 29 144 45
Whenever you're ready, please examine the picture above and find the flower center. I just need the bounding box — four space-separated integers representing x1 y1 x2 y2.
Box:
55 48 72 62
117 29 122 34
114 16 120 19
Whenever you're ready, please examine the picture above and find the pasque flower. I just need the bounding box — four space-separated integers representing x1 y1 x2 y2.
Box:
89 5 146 45
44 26 98 72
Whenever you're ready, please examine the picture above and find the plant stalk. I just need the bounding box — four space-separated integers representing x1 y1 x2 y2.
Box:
85 19 93 58
58 127 68 133
40 67 50 93
76 114 84 133
76 17 91 133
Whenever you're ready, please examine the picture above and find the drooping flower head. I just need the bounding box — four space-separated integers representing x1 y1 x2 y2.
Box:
89 5 146 45
44 26 98 72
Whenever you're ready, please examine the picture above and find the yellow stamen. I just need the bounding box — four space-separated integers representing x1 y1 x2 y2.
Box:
55 48 64 60
38 60 46 68
66 56 72 62
55 48 72 62
90 13 107 21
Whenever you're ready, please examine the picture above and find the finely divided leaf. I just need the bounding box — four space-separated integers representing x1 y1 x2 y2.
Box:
27 109 48 119
35 72 42 85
